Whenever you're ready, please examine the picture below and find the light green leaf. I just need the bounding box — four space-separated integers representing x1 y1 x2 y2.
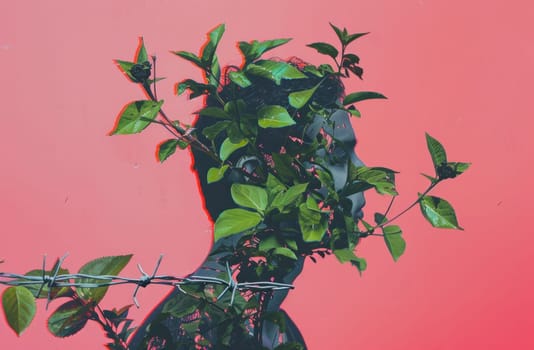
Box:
259 236 281 252
136 37 148 63
231 183 268 211
246 60 306 85
333 249 367 275
273 247 298 260
349 165 398 195
448 162 471 176
420 195 463 229
238 38 292 63
382 225 406 261
343 91 387 105
220 138 248 162
258 105 296 128
425 133 447 170
2 286 36 336
109 100 163 135
271 183 308 209
298 203 328 242
228 71 252 87
289 85 319 109
47 300 89 338
307 42 339 59
208 24 225 48
214 209 262 241
77 255 133 302
207 165 229 184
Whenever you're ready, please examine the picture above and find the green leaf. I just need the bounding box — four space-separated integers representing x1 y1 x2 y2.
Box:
77 255 133 302
382 225 406 261
2 286 36 336
448 162 471 176
231 183 268 211
329 23 346 44
220 138 248 162
202 120 232 140
208 23 225 48
176 79 213 98
198 107 231 120
47 300 89 338
343 91 387 105
23 261 71 299
238 38 291 63
258 105 296 128
288 85 319 109
349 165 398 195
298 202 328 242
273 247 298 260
110 100 163 135
345 32 369 45
259 236 281 252
115 59 136 82
173 51 203 69
246 60 306 85
425 133 448 170
214 209 262 241
270 183 308 209
228 70 252 88
420 195 463 229
135 38 148 63
157 139 183 163
162 293 199 318
207 165 229 184
333 249 367 275
307 42 339 59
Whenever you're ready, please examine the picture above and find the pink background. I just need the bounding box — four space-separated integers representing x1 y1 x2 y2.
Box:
2 1 533 349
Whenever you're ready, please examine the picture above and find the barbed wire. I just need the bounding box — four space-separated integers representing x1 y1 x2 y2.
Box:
0 253 294 308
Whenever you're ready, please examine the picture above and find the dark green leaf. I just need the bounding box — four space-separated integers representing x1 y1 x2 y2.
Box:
382 225 405 261
329 23 346 44
231 183 268 211
207 165 229 184
420 195 463 229
202 120 232 140
176 79 213 98
162 293 199 318
47 300 89 338
333 249 367 275
374 212 387 225
228 70 252 87
289 85 319 109
246 60 306 85
2 286 36 336
447 162 471 176
157 139 183 163
110 100 163 135
343 91 387 105
23 262 71 299
173 51 203 69
307 42 339 59
258 105 296 128
272 153 298 183
199 106 231 120
425 133 448 170
345 32 369 45
77 255 133 302
214 209 262 241
220 138 248 162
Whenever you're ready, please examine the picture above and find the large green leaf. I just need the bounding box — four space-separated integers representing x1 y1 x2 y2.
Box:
162 293 199 318
198 106 231 119
207 165 229 184
343 91 387 105
110 100 163 135
333 249 367 274
214 209 262 241
231 183 268 211
425 133 447 170
2 286 36 336
349 165 398 195
220 137 248 162
258 105 296 128
135 37 148 63
228 71 252 88
270 183 308 210
307 42 339 59
77 255 133 303
246 60 306 85
420 195 462 229
273 247 298 260
382 225 406 261
288 85 319 109
47 299 89 338
202 120 232 140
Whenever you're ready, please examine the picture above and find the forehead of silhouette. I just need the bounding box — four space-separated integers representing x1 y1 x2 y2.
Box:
191 63 360 222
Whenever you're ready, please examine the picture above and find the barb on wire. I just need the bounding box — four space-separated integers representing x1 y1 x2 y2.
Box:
0 254 294 308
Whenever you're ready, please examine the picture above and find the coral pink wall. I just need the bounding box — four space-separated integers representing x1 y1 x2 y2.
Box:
2 1 533 349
